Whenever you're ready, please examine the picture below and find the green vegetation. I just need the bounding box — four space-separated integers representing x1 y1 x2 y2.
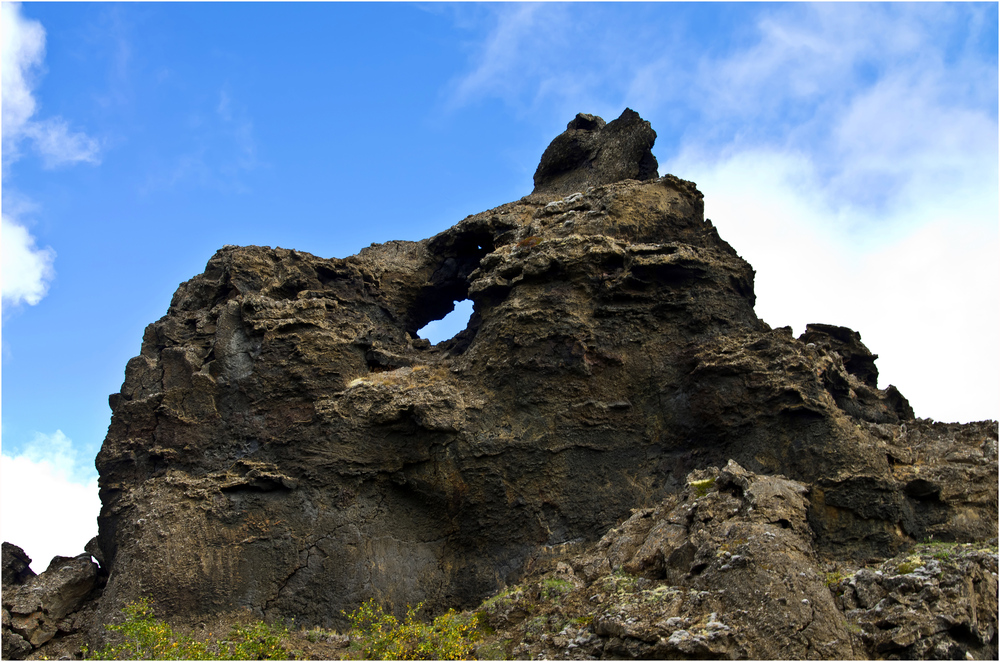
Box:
344 599 481 660
479 586 522 615
474 638 511 660
599 570 638 595
641 584 681 603
895 556 924 575
84 598 295 660
913 539 998 562
824 571 847 587
688 477 716 498
539 577 575 602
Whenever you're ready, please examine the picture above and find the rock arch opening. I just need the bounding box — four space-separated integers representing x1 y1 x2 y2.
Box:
417 298 475 344
402 225 499 350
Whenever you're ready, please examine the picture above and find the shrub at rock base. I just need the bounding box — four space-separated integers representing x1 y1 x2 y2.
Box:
83 599 295 660
344 599 480 660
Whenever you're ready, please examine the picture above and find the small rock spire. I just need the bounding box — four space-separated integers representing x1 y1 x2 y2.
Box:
532 108 659 195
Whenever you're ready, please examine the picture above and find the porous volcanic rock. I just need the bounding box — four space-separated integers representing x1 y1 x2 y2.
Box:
533 108 659 195
472 462 998 661
830 541 998 659
90 110 997 643
2 552 100 659
2 543 35 588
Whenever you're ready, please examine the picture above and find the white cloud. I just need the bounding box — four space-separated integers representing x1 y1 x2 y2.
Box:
22 117 102 169
1 1 101 169
668 148 999 424
1 3 103 310
1 212 56 307
0 1 45 147
656 3 999 424
0 431 100 573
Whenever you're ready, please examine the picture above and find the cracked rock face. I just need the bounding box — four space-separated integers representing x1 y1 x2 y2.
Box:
91 110 997 636
473 463 998 661
2 550 100 659
575 461 854 660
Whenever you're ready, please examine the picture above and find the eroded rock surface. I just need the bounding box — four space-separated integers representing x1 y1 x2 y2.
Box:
1 550 100 660
472 463 998 661
83 110 998 654
533 109 659 195
830 542 998 659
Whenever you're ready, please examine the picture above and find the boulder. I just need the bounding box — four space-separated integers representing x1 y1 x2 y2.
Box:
533 108 658 194
473 463 999 660
1 553 98 657
570 461 854 660
2 542 35 587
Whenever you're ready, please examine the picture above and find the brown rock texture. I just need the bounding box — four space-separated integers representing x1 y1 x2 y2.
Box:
533 108 659 195
58 110 997 656
472 463 998 661
1 551 100 659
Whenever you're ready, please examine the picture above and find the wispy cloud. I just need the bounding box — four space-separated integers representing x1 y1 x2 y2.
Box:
0 431 100 572
142 86 260 194
216 87 258 176
657 4 997 206
1 2 104 310
1 2 102 169
448 3 547 109
449 3 998 422
444 3 637 118
20 117 101 168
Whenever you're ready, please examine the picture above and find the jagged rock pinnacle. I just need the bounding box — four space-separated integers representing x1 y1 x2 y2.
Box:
532 108 659 195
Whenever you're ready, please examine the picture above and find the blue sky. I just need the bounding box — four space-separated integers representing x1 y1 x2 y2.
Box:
2 2 997 571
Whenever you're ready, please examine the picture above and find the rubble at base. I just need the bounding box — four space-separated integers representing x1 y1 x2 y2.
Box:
468 462 999 661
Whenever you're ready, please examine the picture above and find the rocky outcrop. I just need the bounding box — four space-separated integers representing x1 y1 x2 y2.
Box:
472 462 998 660
2 543 35 588
831 542 998 659
533 109 659 195
57 109 998 656
1 545 101 660
578 460 855 659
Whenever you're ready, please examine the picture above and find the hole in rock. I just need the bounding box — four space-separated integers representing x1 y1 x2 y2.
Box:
417 299 474 344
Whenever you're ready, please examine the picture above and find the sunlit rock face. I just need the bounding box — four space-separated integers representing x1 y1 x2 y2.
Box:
92 109 995 633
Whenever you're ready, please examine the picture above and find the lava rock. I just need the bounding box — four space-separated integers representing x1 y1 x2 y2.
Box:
2 542 35 587
2 553 98 657
533 108 658 195
88 111 997 646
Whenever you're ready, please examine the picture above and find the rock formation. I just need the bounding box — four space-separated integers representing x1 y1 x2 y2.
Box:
474 461 997 660
533 109 659 195
3 109 996 659
1 544 101 660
